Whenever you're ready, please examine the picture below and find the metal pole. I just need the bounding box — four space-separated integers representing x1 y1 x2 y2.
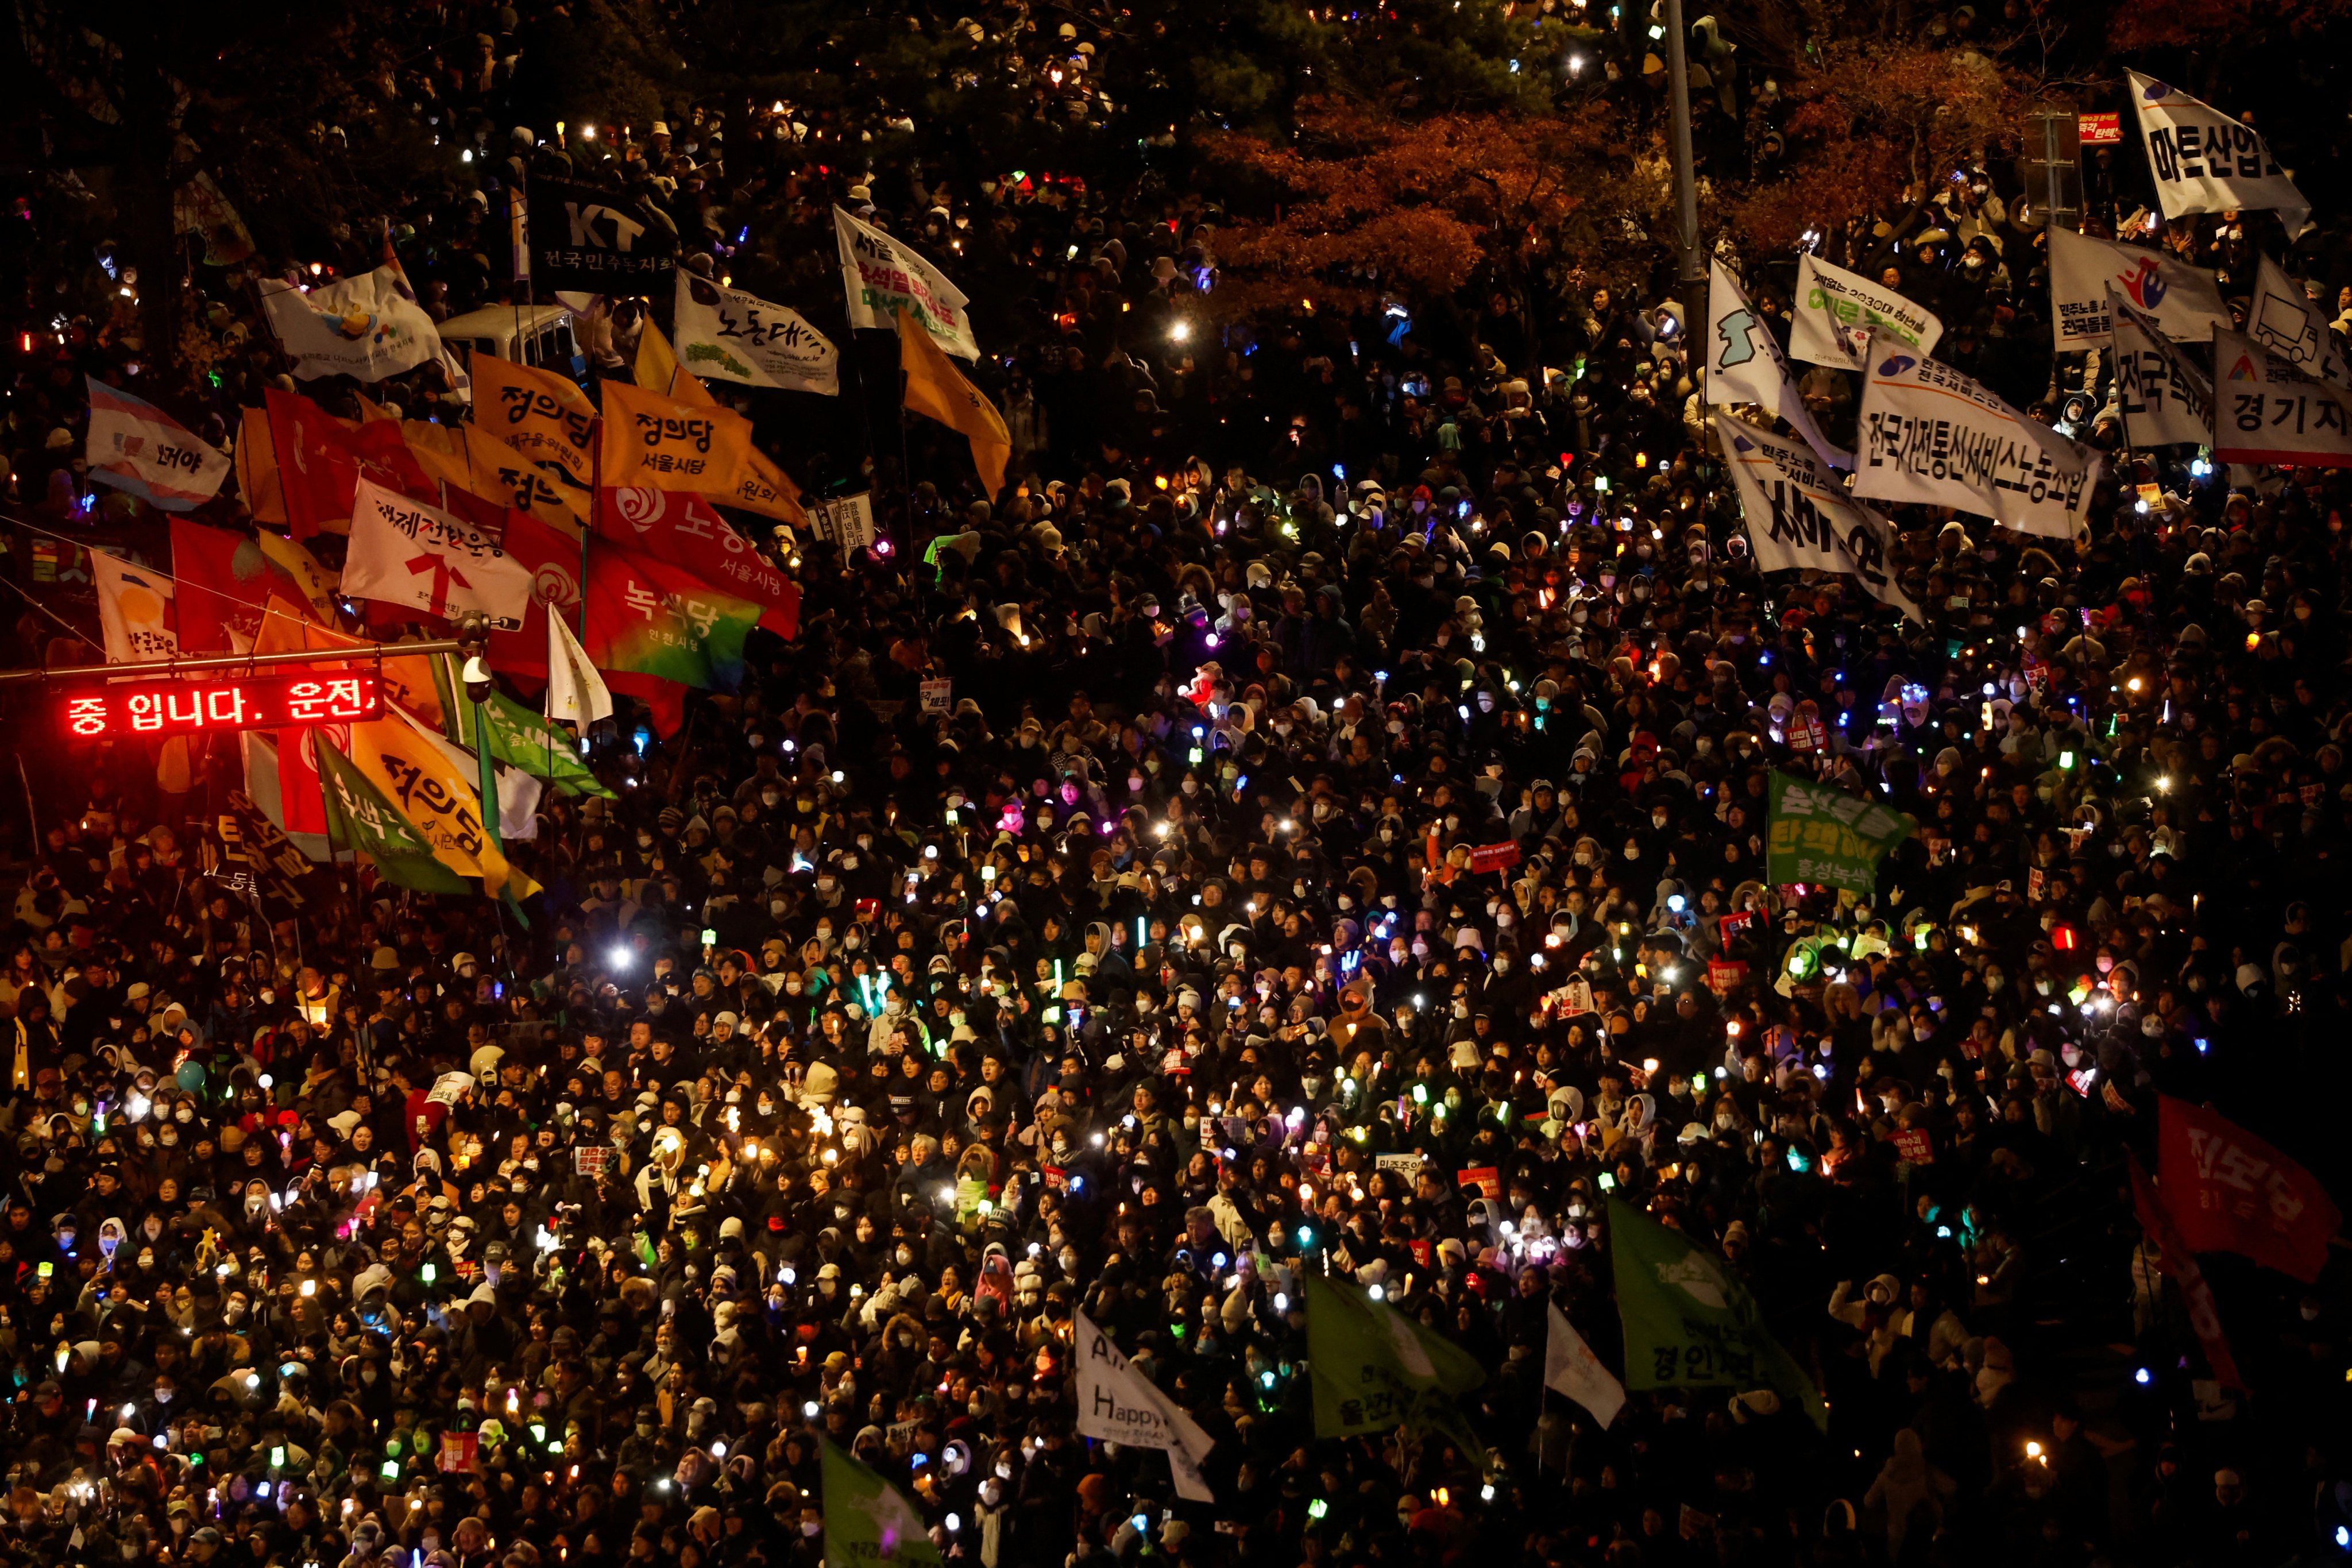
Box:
1663 0 1707 329
0 639 471 685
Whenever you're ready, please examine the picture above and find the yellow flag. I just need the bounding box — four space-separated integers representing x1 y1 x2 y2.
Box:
237 407 287 526
635 320 718 407
345 708 521 897
598 379 755 497
897 308 1008 497
403 421 585 537
252 533 338 623
470 354 597 485
728 446 808 526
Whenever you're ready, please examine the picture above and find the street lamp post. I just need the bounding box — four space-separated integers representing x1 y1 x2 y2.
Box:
1663 0 1708 333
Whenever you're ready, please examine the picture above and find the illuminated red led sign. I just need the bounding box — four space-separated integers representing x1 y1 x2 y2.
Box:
63 673 382 739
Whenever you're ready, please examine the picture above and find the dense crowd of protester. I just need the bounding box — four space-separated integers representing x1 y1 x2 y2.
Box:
3 2 2352 1567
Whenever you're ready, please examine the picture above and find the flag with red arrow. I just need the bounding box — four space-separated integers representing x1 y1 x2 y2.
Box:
342 477 534 629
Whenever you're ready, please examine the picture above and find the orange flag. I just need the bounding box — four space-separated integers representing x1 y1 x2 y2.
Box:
897 308 1007 497
597 379 755 499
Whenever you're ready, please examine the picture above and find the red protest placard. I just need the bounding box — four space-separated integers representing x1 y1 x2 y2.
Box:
1893 1127 1934 1164
1455 1166 1501 1198
1468 841 1521 873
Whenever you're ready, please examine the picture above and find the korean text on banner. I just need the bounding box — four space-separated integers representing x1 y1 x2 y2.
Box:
470 354 597 484
84 377 230 511
1710 412 1921 623
343 478 534 628
1786 254 1941 372
1853 330 2102 536
2210 328 2352 469
2046 226 2231 351
835 206 980 360
1766 770 1911 893
2127 71 2310 237
2157 1095 2341 1281
2108 291 2214 448
526 177 677 292
673 270 840 395
596 380 755 498
2247 256 2349 388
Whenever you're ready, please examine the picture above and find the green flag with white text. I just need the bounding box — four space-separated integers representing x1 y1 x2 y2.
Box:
821 1439 941 1567
1306 1273 1486 1456
451 686 616 798
1765 770 1911 893
314 735 472 895
1607 1199 1826 1430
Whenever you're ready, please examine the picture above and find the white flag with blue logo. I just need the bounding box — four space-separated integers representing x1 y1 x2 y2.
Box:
1704 258 1851 470
2128 72 2309 238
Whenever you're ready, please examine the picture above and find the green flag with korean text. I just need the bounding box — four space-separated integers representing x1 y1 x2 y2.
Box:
451 684 617 798
314 735 472 895
1766 770 1911 893
821 1438 941 1567
1306 1273 1486 1457
580 536 763 690
1607 1199 1826 1430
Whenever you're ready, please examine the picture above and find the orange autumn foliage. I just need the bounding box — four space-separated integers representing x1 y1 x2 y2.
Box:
1200 99 1613 316
1725 43 2028 252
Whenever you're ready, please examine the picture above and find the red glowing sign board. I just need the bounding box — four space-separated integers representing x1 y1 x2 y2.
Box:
63 673 381 739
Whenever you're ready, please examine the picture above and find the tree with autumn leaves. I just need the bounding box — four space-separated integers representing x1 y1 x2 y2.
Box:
1187 0 2352 332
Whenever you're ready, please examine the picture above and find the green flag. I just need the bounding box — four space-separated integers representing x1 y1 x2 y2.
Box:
1606 1199 1825 1430
452 687 616 798
1765 770 1911 893
1305 1273 1486 1457
313 736 472 895
821 1439 941 1566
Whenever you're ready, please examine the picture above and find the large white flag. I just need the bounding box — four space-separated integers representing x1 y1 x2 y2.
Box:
2247 256 2349 388
1072 1309 1216 1501
84 378 230 512
343 478 534 629
1712 412 1922 623
2108 291 2214 448
546 610 613 727
1853 331 2102 537
91 550 176 662
673 269 841 395
2047 227 2231 351
1787 254 1941 372
1544 1302 1626 1428
2212 328 2352 469
834 207 979 360
1704 258 1850 468
2127 71 2310 238
258 261 445 382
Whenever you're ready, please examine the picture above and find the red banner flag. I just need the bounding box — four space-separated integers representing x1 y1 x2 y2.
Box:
262 389 436 537
595 486 801 640
2129 1154 2247 1391
169 520 315 652
2158 1095 2340 1282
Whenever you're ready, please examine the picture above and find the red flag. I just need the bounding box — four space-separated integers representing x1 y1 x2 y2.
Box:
263 389 437 537
2129 1154 2247 1391
484 505 585 678
169 519 311 651
264 389 362 539
2158 1095 2340 1282
595 486 800 640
